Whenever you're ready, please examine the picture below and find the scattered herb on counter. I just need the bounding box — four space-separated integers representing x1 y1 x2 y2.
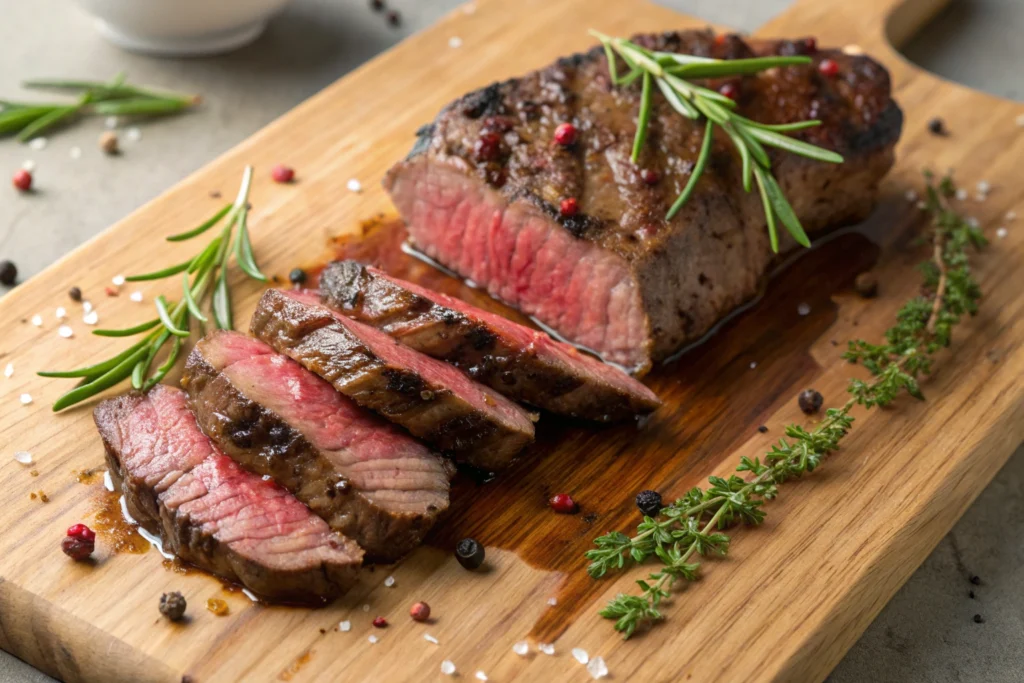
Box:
590 31 844 252
0 73 198 142
585 170 986 639
39 167 266 411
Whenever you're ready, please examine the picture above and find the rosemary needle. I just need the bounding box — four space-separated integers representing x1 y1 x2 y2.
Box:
39 166 265 411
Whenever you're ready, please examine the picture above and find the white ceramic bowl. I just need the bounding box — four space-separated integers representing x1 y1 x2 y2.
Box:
75 0 295 56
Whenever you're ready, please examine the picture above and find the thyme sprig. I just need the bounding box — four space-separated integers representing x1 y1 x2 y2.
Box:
587 171 986 639
0 73 198 141
39 167 265 411
590 31 844 252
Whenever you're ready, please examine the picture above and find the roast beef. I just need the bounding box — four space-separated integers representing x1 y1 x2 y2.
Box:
250 289 535 470
95 385 362 603
182 331 452 562
319 261 661 421
384 30 902 373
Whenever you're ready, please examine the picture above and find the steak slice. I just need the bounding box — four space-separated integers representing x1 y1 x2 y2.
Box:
94 385 362 603
319 260 661 421
250 289 535 470
182 331 452 562
384 30 902 373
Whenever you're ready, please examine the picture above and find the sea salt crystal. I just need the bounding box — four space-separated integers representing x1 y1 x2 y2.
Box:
1006 210 1017 222
384 575 395 587
112 274 125 286
587 656 608 679
130 291 143 303
58 325 74 338
547 597 557 606
996 227 1008 239
69 146 82 160
14 451 32 465
797 302 811 316
904 189 917 202
842 44 863 55
362 603 370 612
346 178 362 193
28 137 47 151
339 620 351 632
20 393 32 405
83 300 93 313
917 200 927 210
955 188 968 201
22 160 35 171
31 315 42 327
440 660 456 676
4 363 13 378
572 648 589 664
513 641 529 656
83 311 99 325
449 36 463 49
126 127 142 142
424 633 439 645
968 217 980 228
749 361 757 369
55 306 66 319
475 672 488 681
977 180 991 194
105 116 119 129
368 635 378 644
538 643 555 656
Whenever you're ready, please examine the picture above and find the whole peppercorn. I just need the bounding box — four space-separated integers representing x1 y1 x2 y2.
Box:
553 122 577 146
67 523 96 542
559 197 578 217
455 537 485 570
410 601 431 622
927 118 946 136
387 9 401 26
803 37 817 53
718 83 739 100
757 425 769 434
0 260 17 286
635 490 662 517
370 0 384 10
289 268 307 285
68 286 82 302
12 169 32 192
854 271 878 298
640 168 660 185
973 614 985 624
372 616 388 628
99 131 120 155
818 59 839 77
159 591 187 621
549 492 578 514
61 536 94 561
970 575 981 585
271 164 295 184
798 389 824 414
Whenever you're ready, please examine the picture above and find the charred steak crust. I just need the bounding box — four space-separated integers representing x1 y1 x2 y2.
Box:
182 332 452 562
250 288 535 469
319 261 661 421
385 29 902 373
95 386 362 603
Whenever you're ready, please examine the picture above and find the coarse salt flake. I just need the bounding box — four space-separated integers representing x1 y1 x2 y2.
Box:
587 656 608 679
4 363 13 378
538 643 555 656
1006 210 1017 221
572 648 589 664
31 315 42 327
339 620 351 632
842 44 863 55
56 306 66 319
547 597 557 606
475 672 488 681
58 325 74 338
797 302 811 316
424 633 439 645
20 393 32 405
977 180 991 194
968 217 980 228
749 361 758 369
362 603 370 612
130 291 143 303
83 300 93 313
22 160 35 171
449 36 463 49
996 227 1008 239
112 275 125 286
127 127 142 142
368 635 378 644
917 200 927 210
14 451 32 465
83 311 99 325
70 146 82 160
346 178 362 193
904 189 917 202
105 116 119 129
28 137 47 151
440 660 456 675
955 188 968 201
513 641 529 656
384 575 395 587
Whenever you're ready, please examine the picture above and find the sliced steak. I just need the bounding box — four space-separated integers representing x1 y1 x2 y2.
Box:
251 288 536 469
182 331 452 561
384 30 902 373
319 261 661 421
95 385 362 603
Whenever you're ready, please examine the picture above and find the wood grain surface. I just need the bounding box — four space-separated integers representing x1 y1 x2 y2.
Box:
1 0 1022 681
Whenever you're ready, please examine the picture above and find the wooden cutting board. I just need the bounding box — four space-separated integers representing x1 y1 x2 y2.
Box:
1 0 1022 681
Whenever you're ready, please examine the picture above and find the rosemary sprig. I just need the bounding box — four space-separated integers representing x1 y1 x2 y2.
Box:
0 73 198 141
591 31 844 252
38 167 265 411
586 171 986 639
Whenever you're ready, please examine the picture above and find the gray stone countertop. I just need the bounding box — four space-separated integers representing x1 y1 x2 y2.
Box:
1 1 1020 681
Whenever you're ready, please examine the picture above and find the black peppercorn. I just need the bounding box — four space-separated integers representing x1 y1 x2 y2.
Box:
970 574 981 585
370 0 385 10
455 538 485 570
968 590 975 599
927 118 946 135
635 490 663 517
854 272 878 298
0 260 17 286
973 614 984 623
68 286 82 302
386 9 401 26
160 591 187 621
289 268 307 285
798 389 824 414
758 425 769 434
